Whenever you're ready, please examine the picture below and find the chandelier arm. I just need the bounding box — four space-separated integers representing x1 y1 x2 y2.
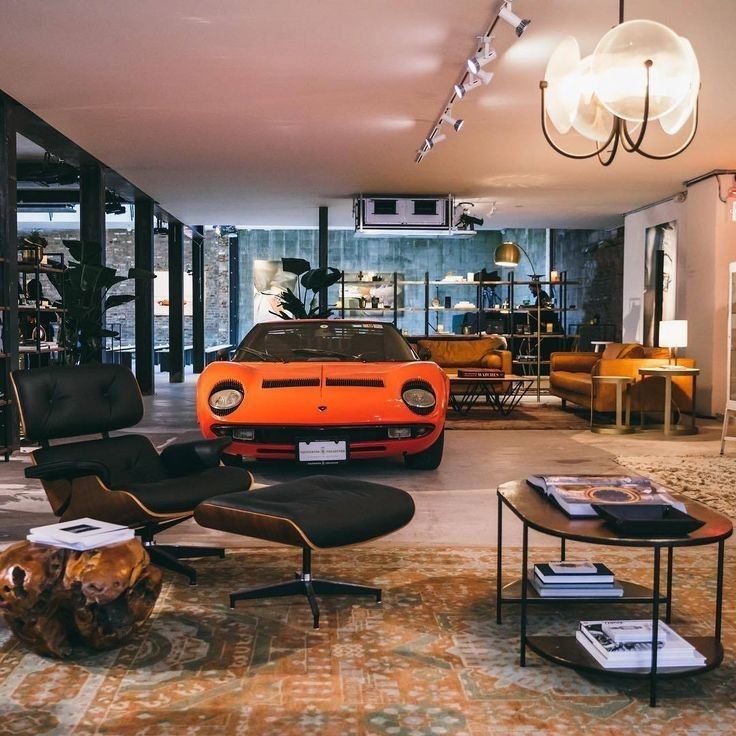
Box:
633 97 700 161
539 82 617 160
596 122 621 166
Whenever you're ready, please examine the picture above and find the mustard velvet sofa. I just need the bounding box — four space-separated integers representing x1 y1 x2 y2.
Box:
549 342 695 415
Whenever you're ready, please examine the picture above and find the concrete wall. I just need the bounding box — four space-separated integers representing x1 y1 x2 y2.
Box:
623 179 736 415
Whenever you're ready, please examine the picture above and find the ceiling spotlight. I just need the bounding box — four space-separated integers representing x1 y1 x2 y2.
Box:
467 37 497 74
475 69 494 86
454 78 482 98
424 133 447 149
441 112 464 132
498 2 530 37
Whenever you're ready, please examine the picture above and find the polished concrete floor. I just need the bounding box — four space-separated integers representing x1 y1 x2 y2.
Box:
138 371 728 550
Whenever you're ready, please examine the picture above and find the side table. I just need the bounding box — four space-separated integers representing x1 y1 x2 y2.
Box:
591 340 613 353
638 366 699 436
590 375 634 434
496 480 732 706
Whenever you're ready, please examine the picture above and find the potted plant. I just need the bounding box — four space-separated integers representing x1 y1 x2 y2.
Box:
46 240 155 365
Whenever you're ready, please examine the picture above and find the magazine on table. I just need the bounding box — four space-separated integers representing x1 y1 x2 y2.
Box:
526 474 686 517
28 517 134 550
577 620 705 668
530 575 623 598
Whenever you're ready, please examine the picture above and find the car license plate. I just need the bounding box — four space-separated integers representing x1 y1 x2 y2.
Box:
297 438 348 464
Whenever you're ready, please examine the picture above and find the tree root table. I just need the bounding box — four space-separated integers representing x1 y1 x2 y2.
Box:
496 479 732 706
0 538 162 658
449 375 534 415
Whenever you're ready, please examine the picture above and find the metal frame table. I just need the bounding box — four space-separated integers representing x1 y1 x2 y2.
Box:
449 375 534 416
590 375 634 434
638 366 699 436
496 480 732 706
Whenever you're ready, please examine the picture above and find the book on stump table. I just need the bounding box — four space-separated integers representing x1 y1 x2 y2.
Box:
27 517 134 551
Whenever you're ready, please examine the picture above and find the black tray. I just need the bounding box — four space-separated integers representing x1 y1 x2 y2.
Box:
592 504 705 536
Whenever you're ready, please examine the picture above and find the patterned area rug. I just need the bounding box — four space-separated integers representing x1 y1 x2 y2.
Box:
446 402 589 430
615 454 736 519
1 545 734 735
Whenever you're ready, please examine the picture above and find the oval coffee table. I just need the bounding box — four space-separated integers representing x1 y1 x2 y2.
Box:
496 479 732 706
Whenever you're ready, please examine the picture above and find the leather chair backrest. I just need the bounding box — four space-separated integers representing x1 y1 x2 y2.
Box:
11 364 144 442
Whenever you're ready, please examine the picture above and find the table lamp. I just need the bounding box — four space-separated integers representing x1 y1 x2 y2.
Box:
659 320 687 365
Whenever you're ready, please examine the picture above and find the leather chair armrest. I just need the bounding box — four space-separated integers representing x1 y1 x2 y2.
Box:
550 352 599 372
480 350 512 374
160 437 233 477
25 460 111 486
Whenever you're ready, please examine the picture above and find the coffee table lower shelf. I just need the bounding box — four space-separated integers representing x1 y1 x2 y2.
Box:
526 635 723 678
501 579 667 605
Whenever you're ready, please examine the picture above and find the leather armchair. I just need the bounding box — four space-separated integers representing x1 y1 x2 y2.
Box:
11 364 253 583
550 344 695 416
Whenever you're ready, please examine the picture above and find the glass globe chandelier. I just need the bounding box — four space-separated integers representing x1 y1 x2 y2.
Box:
539 0 700 165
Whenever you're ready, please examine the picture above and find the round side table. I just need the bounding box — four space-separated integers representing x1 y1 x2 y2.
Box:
638 366 700 436
590 375 635 434
590 341 613 353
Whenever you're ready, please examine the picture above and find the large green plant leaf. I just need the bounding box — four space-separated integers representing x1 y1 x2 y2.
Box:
62 239 102 263
104 294 136 311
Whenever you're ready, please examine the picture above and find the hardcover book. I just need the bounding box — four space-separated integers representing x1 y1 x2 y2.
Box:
456 368 505 378
526 474 686 518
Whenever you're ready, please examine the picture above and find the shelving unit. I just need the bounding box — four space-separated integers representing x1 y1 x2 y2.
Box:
17 256 67 369
0 254 13 460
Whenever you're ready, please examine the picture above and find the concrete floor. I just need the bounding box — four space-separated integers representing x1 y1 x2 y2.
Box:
131 370 727 550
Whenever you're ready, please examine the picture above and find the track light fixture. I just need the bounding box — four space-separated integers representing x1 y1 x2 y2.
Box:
498 2 531 38
441 112 464 132
416 2 529 162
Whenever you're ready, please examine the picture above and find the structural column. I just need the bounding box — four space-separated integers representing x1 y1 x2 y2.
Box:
318 206 328 313
134 197 155 394
192 225 205 373
79 161 106 362
168 221 184 383
229 235 239 346
0 94 19 452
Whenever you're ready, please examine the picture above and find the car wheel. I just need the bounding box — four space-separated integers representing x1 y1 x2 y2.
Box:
404 430 444 470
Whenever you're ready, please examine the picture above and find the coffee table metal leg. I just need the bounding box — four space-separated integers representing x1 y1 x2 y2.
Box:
520 523 528 666
560 538 566 561
496 494 503 624
715 540 725 642
665 546 673 623
650 546 661 707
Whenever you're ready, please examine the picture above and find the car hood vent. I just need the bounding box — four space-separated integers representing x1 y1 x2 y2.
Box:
262 378 321 388
325 377 385 387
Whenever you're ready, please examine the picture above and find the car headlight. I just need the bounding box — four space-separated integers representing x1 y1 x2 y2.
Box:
208 380 244 416
402 380 436 415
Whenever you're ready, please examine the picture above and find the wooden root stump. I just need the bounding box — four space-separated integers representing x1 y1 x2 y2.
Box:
0 538 162 658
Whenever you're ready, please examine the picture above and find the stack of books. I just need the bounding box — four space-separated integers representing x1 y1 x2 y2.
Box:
531 560 623 597
27 517 134 551
526 474 686 518
576 620 706 669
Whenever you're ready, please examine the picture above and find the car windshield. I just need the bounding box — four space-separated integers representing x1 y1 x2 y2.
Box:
234 322 416 363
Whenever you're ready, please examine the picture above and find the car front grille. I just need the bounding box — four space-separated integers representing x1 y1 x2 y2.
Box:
261 378 321 388
212 424 434 443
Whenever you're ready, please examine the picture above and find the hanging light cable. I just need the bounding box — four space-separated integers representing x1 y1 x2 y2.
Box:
539 0 700 166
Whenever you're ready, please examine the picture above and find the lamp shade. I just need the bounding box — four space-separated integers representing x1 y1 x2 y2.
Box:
494 242 521 268
659 319 688 348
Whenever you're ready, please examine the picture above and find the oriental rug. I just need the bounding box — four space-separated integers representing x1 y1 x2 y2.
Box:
1 545 734 735
446 402 589 430
615 454 736 519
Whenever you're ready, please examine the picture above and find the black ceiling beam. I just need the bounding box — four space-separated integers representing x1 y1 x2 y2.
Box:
4 90 175 224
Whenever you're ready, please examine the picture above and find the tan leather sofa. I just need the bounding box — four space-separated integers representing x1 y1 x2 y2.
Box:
550 343 695 415
413 335 512 376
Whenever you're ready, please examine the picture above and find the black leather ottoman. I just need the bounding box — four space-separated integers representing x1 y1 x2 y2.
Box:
194 475 415 627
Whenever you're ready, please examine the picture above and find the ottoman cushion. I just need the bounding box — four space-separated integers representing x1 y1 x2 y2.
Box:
194 475 415 549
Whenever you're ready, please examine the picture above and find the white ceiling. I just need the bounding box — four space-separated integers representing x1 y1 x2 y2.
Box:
1 1 734 229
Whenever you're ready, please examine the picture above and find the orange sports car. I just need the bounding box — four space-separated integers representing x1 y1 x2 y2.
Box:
196 320 449 469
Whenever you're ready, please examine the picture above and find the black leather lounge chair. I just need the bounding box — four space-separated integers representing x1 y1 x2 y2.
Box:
11 363 253 584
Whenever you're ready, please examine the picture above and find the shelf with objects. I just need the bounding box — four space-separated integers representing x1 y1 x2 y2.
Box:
17 247 68 369
335 271 401 326
0 254 15 461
